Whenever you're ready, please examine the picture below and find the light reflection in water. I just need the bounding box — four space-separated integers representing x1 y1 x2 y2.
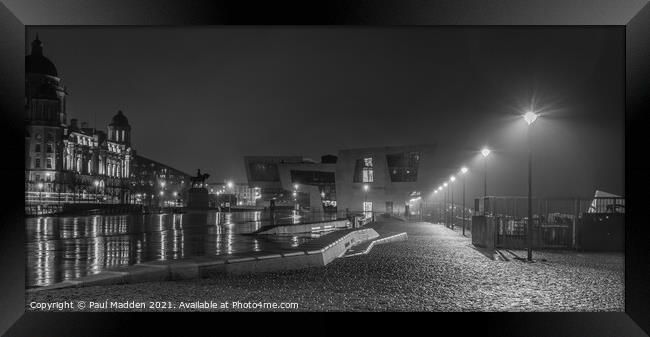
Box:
25 210 340 287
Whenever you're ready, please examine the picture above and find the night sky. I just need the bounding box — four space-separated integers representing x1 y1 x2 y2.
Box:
26 27 624 199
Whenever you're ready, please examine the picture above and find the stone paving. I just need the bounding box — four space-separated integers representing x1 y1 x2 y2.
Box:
26 220 624 311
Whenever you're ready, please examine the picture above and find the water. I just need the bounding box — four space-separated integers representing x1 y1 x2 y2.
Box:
25 210 344 288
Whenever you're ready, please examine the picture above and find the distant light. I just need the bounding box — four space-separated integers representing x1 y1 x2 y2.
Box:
226 181 234 189
434 190 438 194
294 184 299 190
321 192 325 197
173 191 178 197
363 184 369 191
443 182 448 187
450 176 456 182
159 191 164 196
160 181 166 188
523 111 538 125
460 167 468 174
37 182 44 189
481 148 491 157
94 180 100 186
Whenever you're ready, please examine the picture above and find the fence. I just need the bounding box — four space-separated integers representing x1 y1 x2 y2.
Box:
475 196 624 250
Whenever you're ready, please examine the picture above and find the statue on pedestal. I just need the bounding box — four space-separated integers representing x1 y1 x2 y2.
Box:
190 169 210 188
187 169 210 209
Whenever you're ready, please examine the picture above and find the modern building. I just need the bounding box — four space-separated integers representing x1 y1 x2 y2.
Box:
128 154 193 207
335 144 437 215
244 155 337 210
25 36 133 208
244 145 439 215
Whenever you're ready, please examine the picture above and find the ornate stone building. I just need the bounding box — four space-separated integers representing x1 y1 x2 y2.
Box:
25 36 133 207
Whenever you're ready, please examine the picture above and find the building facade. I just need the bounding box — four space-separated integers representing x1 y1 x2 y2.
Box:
25 36 133 209
244 155 338 211
128 154 193 207
335 144 437 215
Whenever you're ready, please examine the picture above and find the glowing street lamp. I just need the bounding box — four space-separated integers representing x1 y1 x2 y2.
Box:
460 167 468 236
226 180 234 212
523 110 539 261
450 176 456 229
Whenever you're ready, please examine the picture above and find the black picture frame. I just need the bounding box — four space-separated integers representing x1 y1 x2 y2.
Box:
0 1 648 336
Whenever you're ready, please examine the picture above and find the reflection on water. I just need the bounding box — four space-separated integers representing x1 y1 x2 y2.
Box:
26 210 341 288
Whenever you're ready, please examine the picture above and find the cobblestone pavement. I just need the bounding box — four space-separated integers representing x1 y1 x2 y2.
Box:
26 220 624 311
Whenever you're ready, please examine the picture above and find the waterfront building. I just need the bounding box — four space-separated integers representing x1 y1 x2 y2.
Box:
129 154 193 207
244 145 440 215
335 144 437 215
244 155 337 211
25 36 132 209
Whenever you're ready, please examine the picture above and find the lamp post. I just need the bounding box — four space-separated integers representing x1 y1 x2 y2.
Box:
450 176 456 229
227 180 234 212
460 167 468 236
37 182 44 215
523 111 538 261
481 147 491 215
433 189 439 223
294 183 300 210
363 184 369 218
93 180 100 203
443 182 449 227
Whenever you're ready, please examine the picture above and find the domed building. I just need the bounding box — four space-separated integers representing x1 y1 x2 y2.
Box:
25 36 134 212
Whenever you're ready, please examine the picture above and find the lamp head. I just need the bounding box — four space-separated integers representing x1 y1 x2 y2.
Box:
481 148 491 157
523 111 538 125
460 167 468 174
363 184 369 191
450 176 456 182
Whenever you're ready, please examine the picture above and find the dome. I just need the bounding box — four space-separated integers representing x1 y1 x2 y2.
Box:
110 110 130 127
25 36 58 77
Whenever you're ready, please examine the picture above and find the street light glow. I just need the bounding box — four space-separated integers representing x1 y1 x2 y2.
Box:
226 181 234 189
37 182 44 189
443 182 448 187
481 148 491 157
450 176 456 182
363 184 369 191
523 111 538 125
460 167 468 174
294 183 299 190
159 191 164 196
173 191 178 197
94 180 99 186
160 181 166 188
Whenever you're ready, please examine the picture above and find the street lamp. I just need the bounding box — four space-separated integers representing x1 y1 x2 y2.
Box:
523 110 538 261
481 147 491 215
363 184 369 219
93 180 100 203
460 167 468 236
37 182 44 215
450 176 456 229
443 182 449 227
226 180 233 212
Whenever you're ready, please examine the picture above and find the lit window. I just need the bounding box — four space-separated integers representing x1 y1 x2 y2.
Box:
362 157 373 183
35 158 41 168
46 158 52 169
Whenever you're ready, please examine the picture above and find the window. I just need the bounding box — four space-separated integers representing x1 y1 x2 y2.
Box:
46 158 52 169
46 144 53 153
354 157 374 183
35 158 41 168
387 152 420 182
34 144 41 152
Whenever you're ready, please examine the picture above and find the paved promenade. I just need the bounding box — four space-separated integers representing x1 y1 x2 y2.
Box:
26 220 623 311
